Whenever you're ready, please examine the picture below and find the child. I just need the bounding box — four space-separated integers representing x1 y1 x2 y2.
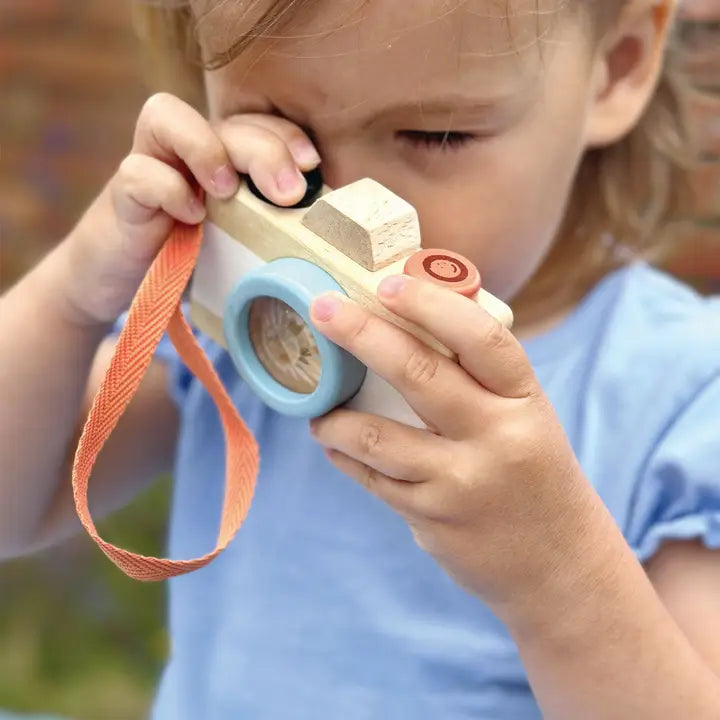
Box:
1 0 719 717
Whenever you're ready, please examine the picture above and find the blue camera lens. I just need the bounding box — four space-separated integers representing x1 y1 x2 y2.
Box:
223 258 366 418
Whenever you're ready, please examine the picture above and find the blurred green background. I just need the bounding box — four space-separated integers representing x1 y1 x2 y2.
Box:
0 481 170 719
0 2 717 719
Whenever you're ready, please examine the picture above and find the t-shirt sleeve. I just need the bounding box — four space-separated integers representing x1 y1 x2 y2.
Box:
109 304 195 408
627 370 720 563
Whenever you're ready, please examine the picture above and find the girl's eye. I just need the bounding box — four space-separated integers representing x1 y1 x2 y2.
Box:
396 130 476 151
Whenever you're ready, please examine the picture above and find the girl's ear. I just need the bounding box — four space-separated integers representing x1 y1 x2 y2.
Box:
584 0 677 148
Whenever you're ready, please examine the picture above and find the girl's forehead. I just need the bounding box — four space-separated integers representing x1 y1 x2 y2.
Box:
197 0 578 123
193 0 572 59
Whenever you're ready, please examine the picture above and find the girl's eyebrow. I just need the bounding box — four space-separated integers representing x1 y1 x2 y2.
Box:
359 91 528 127
378 96 501 116
218 94 511 127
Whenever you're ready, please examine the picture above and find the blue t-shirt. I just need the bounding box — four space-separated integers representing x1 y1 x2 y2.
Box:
123 262 720 719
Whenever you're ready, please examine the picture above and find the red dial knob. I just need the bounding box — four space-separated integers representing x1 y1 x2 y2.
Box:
403 249 481 298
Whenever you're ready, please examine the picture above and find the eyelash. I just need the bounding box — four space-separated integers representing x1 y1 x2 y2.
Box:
396 130 476 152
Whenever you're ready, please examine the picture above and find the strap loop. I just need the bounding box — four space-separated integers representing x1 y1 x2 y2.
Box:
72 221 259 581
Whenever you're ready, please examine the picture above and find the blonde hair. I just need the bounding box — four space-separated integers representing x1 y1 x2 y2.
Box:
130 0 701 312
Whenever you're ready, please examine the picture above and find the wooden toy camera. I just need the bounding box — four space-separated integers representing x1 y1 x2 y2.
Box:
189 174 513 425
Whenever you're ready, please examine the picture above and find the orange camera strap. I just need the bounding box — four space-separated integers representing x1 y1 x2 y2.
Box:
71 220 259 581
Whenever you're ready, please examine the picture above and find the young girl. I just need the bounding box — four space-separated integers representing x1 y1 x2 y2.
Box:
2 0 719 717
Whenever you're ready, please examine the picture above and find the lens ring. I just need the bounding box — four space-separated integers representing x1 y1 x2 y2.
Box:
223 257 366 418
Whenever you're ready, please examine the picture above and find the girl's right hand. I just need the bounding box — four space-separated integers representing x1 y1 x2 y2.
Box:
60 92 321 326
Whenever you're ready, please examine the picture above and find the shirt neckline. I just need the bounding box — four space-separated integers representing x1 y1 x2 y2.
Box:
519 262 640 365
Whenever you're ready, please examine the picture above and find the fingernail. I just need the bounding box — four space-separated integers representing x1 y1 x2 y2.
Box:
312 294 341 322
211 164 238 194
291 141 321 168
378 275 406 298
276 166 304 195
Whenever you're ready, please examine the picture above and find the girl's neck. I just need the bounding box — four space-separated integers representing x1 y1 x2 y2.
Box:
510 292 578 342
511 304 576 342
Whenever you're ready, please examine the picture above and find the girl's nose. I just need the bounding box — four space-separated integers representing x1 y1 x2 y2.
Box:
312 141 368 192
316 143 408 203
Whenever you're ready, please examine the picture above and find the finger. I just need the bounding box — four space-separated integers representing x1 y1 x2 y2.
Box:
323 448 421 518
215 120 308 206
230 114 321 170
133 92 240 200
377 275 537 399
310 294 484 437
113 154 206 227
310 409 455 483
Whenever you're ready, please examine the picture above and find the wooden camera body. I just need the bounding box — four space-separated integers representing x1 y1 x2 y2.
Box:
189 177 513 424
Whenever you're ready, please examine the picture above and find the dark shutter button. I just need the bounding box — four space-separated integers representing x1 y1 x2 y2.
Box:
246 166 323 209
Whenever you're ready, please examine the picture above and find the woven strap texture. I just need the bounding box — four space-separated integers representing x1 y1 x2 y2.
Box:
72 221 259 581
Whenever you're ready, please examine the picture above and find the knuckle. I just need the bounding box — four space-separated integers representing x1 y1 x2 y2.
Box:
428 471 470 521
411 484 450 523
221 118 264 143
134 94 175 150
140 91 175 120
361 464 383 493
167 171 191 199
259 138 294 168
446 457 473 491
346 311 373 347
245 113 305 139
481 318 508 353
514 376 539 400
493 416 534 466
358 421 383 457
116 153 145 187
250 128 292 158
414 448 477 522
281 122 312 146
403 347 439 388
187 135 225 170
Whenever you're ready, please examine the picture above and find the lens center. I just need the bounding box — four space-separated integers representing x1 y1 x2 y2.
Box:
248 297 321 394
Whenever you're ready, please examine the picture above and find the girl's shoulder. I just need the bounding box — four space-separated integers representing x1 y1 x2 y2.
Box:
528 262 720 563
598 261 719 399
614 261 719 342
613 260 718 367
526 260 720 388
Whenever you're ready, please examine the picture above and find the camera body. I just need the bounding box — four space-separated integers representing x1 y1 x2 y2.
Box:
189 177 513 424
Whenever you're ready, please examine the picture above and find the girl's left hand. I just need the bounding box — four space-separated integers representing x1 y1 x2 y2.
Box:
309 275 608 616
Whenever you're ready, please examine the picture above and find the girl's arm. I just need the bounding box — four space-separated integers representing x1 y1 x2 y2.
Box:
647 541 720 674
0 234 178 558
504 520 720 720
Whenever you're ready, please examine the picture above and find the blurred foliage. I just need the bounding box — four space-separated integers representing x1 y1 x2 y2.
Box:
0 477 171 720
